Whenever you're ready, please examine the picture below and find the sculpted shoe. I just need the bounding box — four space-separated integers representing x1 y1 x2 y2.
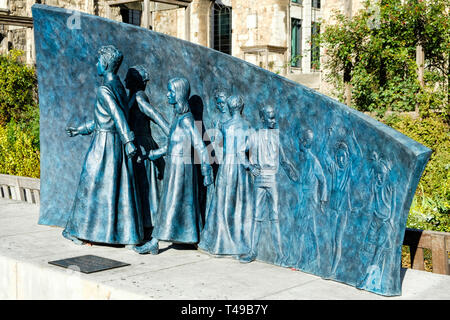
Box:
133 239 159 255
62 229 85 246
238 252 256 263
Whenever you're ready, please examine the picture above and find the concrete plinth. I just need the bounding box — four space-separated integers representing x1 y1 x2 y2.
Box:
0 198 449 300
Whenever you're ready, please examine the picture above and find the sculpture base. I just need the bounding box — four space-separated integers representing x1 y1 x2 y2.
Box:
1 199 449 300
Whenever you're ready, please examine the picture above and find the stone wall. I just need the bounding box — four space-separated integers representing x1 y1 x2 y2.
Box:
232 0 289 74
1 0 366 90
0 0 124 64
153 8 183 39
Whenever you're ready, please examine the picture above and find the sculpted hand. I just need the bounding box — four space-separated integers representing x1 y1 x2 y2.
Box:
203 171 214 186
249 164 261 177
125 141 137 158
320 200 327 213
65 126 80 137
148 150 160 161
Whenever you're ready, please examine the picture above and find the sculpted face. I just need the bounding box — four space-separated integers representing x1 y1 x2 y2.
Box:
167 82 177 105
215 95 227 113
375 165 388 186
262 107 277 129
336 148 348 169
302 130 314 149
96 56 106 76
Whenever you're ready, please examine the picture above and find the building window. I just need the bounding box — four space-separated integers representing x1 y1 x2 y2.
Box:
291 18 302 68
291 0 303 4
120 8 141 26
213 4 232 55
312 0 321 9
311 22 320 70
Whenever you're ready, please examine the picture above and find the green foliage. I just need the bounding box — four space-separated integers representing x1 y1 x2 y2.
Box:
0 50 39 126
384 113 449 232
318 0 449 115
0 120 40 179
0 50 40 178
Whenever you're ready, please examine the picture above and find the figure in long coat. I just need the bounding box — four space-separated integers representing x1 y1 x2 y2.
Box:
63 45 142 245
125 65 170 235
198 95 253 256
134 77 214 254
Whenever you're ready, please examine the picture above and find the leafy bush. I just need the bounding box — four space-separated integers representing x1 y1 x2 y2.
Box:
384 113 449 232
318 0 449 115
0 50 38 126
0 120 40 178
0 50 40 178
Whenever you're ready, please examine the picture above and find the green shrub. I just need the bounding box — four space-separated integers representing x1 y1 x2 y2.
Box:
0 121 40 178
384 113 449 232
0 50 38 126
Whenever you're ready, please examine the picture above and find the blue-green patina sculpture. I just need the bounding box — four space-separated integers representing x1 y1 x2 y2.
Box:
198 95 253 256
33 5 432 296
125 65 170 236
133 77 214 254
62 45 143 246
239 105 299 264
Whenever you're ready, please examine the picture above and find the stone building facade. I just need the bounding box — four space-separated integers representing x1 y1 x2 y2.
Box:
0 0 364 92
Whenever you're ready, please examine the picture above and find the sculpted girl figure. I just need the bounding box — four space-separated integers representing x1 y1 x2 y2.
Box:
134 77 213 254
198 95 253 256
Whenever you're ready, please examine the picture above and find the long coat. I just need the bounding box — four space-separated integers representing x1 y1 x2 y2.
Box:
198 116 253 255
64 74 143 245
151 111 210 244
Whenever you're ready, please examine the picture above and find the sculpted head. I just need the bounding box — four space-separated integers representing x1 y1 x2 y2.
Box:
125 65 149 91
97 45 123 76
371 151 390 186
375 161 389 186
302 129 314 149
259 105 277 129
227 95 244 116
167 77 190 114
214 88 229 114
335 142 349 169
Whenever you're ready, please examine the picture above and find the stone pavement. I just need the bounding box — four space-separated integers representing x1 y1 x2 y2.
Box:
0 198 449 300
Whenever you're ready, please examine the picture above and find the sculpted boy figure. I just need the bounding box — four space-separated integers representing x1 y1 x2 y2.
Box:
239 105 298 264
63 45 143 247
125 65 170 237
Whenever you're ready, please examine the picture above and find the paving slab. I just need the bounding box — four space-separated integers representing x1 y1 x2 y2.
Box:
0 198 449 300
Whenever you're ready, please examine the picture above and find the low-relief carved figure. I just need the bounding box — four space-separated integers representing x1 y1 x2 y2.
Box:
134 77 214 254
198 95 253 256
206 88 231 167
125 65 170 237
358 151 395 292
62 45 142 246
239 105 298 264
323 128 362 274
296 129 328 269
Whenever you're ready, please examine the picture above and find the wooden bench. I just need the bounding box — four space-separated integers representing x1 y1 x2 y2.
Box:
403 228 450 275
0 174 40 204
